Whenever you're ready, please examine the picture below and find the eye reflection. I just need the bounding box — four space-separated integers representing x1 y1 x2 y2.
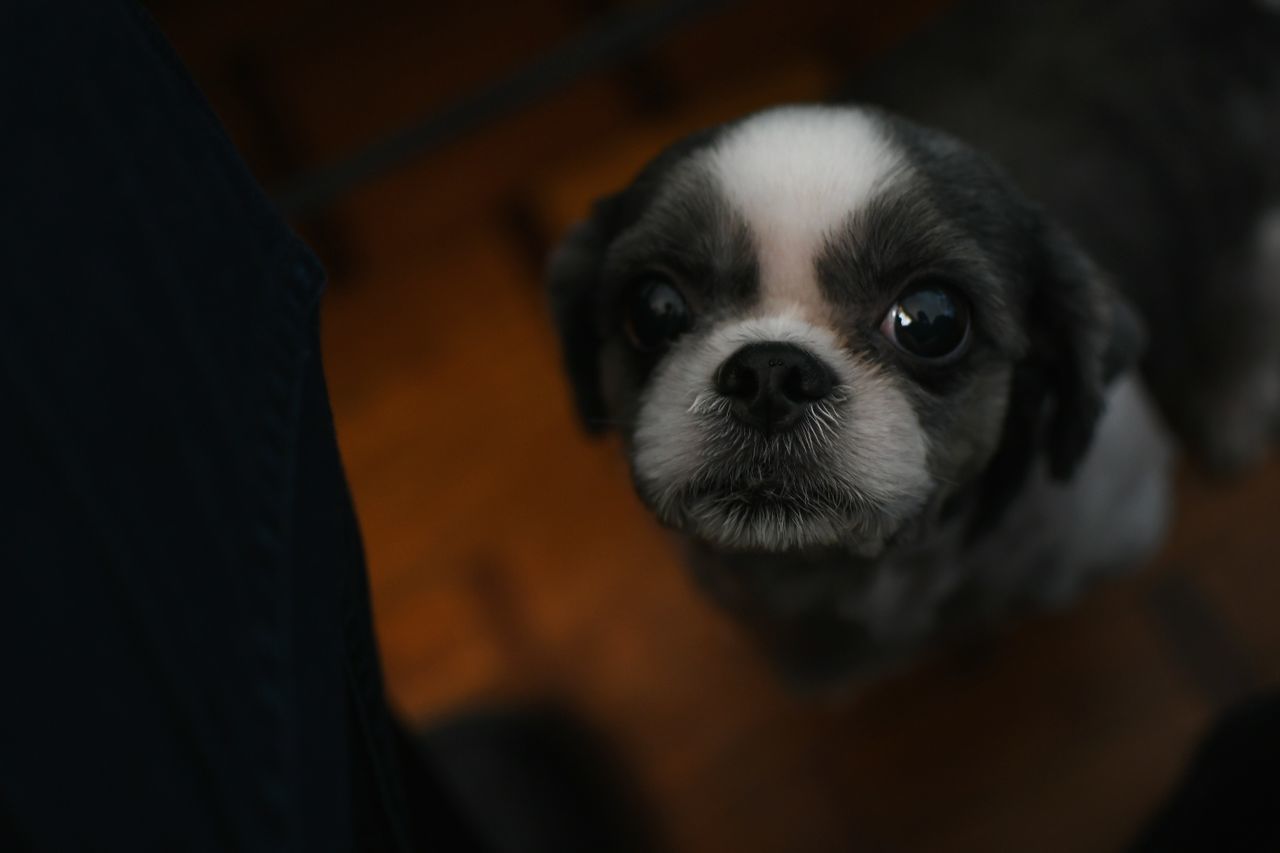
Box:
881 282 970 361
625 279 692 351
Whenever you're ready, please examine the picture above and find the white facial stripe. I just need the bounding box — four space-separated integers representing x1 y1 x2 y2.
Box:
633 312 932 551
708 106 905 319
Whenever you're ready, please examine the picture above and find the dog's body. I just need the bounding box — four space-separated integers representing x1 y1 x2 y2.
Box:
550 0 1280 684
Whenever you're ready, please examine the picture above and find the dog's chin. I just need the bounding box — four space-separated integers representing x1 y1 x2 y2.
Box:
647 477 905 555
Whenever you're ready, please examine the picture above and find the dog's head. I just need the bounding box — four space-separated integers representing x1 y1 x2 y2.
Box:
549 105 1139 556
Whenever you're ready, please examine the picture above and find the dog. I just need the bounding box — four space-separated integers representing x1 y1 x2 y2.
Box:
548 0 1280 685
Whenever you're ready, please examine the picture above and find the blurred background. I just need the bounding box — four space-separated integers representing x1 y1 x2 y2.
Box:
147 2 1280 850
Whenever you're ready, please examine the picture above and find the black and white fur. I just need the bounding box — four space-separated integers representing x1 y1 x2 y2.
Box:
549 0 1280 684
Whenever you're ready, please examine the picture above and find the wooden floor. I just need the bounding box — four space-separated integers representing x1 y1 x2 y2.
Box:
157 2 1280 850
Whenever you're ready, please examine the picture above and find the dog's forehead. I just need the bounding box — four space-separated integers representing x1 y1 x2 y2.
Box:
704 106 906 316
708 106 903 237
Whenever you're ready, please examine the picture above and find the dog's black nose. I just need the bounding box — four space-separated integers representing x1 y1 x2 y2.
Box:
715 342 835 434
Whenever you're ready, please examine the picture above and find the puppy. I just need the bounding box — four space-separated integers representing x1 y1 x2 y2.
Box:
548 0 1280 684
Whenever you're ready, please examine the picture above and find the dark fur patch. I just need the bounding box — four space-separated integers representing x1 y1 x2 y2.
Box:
546 126 739 431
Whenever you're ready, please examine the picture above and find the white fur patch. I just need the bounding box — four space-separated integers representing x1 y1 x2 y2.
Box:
633 312 932 551
708 106 905 319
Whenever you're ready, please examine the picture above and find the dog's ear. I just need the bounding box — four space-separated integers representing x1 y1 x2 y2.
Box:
963 219 1144 540
1028 219 1145 479
546 194 624 434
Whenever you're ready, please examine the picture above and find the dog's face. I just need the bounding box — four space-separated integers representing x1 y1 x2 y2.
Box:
551 105 1136 556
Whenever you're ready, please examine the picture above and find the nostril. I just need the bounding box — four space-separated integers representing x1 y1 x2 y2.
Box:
715 360 758 401
781 360 833 403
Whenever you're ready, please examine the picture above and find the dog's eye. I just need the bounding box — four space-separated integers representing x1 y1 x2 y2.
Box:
625 279 691 351
881 282 970 361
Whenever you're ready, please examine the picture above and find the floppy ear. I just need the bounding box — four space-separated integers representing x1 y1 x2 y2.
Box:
962 219 1144 540
1029 220 1145 479
546 195 623 434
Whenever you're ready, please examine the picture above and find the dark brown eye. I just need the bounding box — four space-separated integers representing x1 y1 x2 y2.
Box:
625 279 691 351
881 282 971 361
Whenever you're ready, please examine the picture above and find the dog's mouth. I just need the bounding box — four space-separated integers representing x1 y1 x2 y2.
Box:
654 474 893 553
683 478 868 515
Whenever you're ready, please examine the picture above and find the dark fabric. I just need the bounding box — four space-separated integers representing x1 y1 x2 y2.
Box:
0 1 483 850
